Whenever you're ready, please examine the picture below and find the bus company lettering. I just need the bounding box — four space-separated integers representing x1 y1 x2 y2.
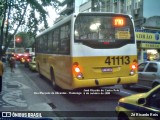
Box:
136 33 152 40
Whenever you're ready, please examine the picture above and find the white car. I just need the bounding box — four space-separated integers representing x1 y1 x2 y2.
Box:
123 61 160 89
28 56 36 71
138 61 160 89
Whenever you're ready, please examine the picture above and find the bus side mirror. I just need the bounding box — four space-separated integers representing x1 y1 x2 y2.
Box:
137 98 146 105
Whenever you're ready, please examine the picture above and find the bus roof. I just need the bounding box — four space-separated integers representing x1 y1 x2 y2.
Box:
36 14 73 38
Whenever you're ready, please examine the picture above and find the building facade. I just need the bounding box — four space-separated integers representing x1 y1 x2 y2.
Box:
59 0 160 63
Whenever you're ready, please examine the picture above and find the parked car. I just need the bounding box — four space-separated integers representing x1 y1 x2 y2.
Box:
19 53 30 63
14 53 24 61
116 85 160 120
28 56 36 71
23 55 33 67
138 61 160 89
123 61 160 89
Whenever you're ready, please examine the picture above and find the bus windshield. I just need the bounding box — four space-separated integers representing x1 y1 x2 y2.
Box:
74 13 135 49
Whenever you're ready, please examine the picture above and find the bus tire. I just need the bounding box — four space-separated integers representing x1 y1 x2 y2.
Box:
50 68 59 90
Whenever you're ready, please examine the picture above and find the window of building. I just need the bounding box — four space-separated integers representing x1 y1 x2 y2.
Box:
106 0 110 12
114 2 118 13
135 0 141 9
120 0 125 13
126 0 131 14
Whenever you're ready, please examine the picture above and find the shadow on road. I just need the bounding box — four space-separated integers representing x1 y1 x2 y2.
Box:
124 85 149 93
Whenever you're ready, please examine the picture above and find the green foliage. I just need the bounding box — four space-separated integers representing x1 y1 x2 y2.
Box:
14 32 35 48
0 0 60 56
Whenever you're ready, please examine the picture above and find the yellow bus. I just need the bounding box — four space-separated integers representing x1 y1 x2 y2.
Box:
35 12 138 90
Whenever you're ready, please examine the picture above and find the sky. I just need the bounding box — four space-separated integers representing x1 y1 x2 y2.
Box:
45 6 59 27
36 5 61 31
46 0 64 27
45 0 86 27
143 0 160 18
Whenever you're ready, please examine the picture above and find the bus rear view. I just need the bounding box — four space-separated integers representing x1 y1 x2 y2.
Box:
72 13 138 89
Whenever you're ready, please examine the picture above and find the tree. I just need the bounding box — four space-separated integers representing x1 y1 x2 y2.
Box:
13 32 35 49
0 0 60 57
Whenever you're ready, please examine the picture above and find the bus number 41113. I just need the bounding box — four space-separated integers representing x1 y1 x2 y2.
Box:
105 56 130 65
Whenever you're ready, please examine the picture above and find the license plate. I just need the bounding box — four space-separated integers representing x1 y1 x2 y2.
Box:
102 67 113 72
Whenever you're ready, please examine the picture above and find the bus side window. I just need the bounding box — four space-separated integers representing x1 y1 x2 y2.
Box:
44 34 48 52
39 37 43 53
53 29 59 53
59 23 70 54
48 31 53 53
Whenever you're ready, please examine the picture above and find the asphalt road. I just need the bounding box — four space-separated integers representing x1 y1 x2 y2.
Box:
19 63 149 120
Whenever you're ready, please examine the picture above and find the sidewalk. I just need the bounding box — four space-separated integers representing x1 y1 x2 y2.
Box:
0 63 62 119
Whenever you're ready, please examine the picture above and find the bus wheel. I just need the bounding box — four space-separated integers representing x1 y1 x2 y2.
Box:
50 68 59 90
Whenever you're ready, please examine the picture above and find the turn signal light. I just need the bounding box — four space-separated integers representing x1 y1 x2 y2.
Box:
74 67 81 73
130 59 138 70
73 62 84 79
131 64 137 70
130 60 137 75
